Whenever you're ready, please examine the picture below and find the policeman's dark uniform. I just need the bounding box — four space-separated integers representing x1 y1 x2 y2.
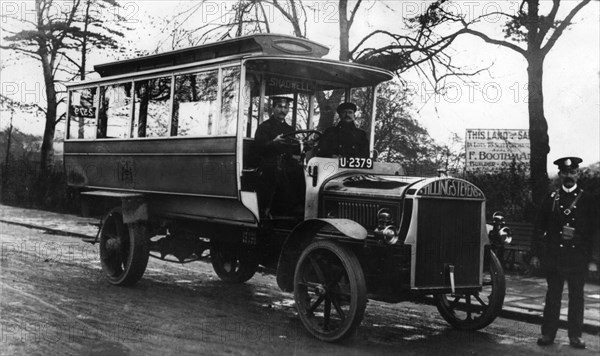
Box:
531 157 596 347
253 98 303 216
316 102 369 158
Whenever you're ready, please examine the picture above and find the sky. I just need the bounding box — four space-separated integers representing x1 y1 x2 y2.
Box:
1 0 598 169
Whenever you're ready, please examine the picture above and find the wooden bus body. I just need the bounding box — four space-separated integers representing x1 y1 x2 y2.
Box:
64 34 505 343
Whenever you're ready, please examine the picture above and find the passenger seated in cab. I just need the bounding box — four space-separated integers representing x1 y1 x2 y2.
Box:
315 102 369 158
253 96 305 218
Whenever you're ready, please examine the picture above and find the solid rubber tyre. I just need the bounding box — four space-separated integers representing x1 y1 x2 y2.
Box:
434 250 505 330
210 243 258 283
99 207 149 286
293 240 367 342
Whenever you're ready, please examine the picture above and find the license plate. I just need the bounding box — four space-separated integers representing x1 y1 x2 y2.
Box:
338 157 373 169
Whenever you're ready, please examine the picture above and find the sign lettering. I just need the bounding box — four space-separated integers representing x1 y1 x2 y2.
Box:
465 129 530 173
419 179 484 198
266 77 314 93
70 105 96 118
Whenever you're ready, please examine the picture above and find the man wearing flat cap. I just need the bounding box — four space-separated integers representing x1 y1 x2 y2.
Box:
253 96 303 216
531 156 598 349
315 102 369 158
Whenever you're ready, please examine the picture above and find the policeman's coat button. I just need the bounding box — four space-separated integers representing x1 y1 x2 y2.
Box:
560 244 564 247
574 193 578 196
566 223 570 226
560 205 564 208
572 246 575 248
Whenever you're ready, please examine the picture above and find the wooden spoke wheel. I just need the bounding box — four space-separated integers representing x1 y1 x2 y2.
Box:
99 207 149 286
434 250 505 330
210 243 258 283
293 240 366 342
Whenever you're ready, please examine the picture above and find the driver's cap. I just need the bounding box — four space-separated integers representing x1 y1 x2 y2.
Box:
270 96 294 106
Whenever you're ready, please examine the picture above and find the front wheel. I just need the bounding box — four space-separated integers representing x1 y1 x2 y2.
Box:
434 250 505 330
99 207 149 286
293 240 367 342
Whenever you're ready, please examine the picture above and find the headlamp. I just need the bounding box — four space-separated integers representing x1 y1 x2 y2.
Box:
375 208 399 245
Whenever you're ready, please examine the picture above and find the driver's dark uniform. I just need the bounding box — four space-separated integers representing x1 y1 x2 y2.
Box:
315 121 369 158
254 117 304 216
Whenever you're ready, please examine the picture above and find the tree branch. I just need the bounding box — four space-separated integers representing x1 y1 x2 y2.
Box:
460 28 527 56
538 0 560 40
541 0 591 56
348 0 362 28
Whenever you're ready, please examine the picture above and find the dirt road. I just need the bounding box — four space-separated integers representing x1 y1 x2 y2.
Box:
1 222 597 355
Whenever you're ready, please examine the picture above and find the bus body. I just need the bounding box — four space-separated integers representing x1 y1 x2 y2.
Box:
64 34 505 342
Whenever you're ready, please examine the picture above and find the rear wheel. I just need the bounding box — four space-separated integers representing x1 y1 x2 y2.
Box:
294 240 366 342
434 250 505 330
99 207 149 286
210 243 258 283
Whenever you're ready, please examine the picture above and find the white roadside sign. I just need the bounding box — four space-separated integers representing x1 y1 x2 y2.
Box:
465 129 530 173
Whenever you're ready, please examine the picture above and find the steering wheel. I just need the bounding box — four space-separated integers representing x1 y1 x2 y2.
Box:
281 130 322 143
281 130 322 152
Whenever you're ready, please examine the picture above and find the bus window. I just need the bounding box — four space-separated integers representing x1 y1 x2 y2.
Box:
68 87 97 139
220 66 240 135
292 93 312 130
132 76 171 138
98 83 132 139
173 69 218 136
242 73 263 138
350 86 373 132
313 89 344 130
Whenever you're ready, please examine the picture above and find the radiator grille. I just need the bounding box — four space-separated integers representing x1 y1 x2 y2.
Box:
337 202 380 229
414 198 482 288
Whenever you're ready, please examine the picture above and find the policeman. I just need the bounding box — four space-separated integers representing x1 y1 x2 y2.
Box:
531 157 598 349
315 102 369 158
253 96 303 217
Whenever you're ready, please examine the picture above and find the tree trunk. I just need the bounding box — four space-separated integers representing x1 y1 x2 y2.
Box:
338 0 350 62
527 55 549 206
316 0 351 131
39 47 57 176
2 113 14 200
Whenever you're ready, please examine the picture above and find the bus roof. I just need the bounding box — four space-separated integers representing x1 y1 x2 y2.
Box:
94 34 329 77
245 56 394 88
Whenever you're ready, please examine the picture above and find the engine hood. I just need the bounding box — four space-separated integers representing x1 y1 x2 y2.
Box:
322 173 425 198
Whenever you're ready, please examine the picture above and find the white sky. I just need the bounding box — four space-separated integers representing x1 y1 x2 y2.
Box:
1 0 598 168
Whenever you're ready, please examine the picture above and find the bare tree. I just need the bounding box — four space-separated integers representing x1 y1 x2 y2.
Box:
1 0 128 175
413 0 593 205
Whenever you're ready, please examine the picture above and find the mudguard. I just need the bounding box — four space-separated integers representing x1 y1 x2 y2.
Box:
276 218 367 292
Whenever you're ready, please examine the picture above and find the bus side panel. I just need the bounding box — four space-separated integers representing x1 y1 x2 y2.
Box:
146 195 255 224
64 137 238 197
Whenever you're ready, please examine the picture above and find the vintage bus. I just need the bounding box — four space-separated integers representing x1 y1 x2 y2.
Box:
64 34 505 342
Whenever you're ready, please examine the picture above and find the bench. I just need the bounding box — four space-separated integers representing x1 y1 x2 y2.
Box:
501 222 533 274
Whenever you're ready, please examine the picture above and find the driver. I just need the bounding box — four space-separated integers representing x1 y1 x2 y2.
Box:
315 102 369 158
254 96 304 217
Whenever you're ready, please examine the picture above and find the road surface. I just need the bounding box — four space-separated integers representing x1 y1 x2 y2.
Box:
1 222 597 355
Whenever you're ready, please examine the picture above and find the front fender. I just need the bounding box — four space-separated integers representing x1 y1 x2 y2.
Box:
276 218 367 292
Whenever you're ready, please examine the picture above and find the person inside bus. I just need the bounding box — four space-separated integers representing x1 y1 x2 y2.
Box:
253 96 304 218
315 102 369 158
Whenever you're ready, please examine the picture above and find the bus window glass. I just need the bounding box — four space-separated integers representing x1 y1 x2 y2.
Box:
313 89 344 130
98 83 132 139
350 86 373 131
242 73 261 138
132 76 171 138
293 93 312 130
173 69 218 136
220 66 240 135
68 87 97 139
